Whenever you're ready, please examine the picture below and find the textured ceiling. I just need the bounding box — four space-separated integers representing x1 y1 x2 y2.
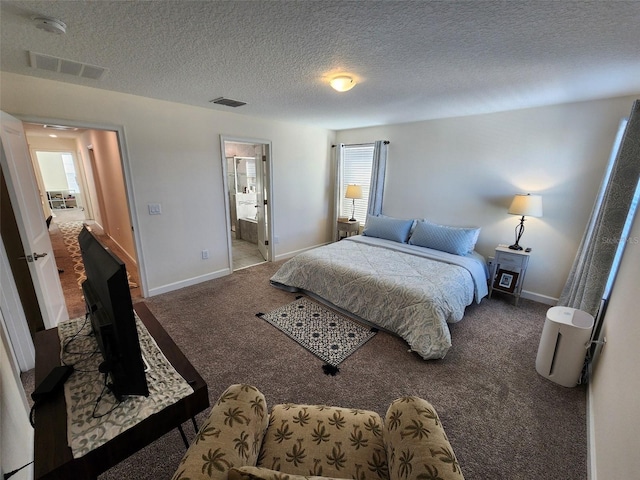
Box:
2 1 640 130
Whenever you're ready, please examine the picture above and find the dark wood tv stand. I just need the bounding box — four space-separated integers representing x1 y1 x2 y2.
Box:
33 302 209 480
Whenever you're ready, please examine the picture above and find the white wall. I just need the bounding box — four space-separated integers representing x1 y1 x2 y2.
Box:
0 307 34 480
36 152 69 191
0 72 335 295
588 205 640 479
336 96 639 302
26 136 81 217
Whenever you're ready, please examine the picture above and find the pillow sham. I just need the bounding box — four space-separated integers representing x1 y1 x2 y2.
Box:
362 215 414 243
409 220 480 255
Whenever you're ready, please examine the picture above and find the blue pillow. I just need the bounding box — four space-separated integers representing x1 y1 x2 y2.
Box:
362 215 414 243
409 220 481 255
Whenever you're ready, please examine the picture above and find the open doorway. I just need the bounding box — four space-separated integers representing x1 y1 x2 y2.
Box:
221 137 273 270
22 123 142 319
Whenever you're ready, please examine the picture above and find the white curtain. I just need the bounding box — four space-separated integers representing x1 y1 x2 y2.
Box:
367 140 388 216
332 143 345 241
559 100 640 317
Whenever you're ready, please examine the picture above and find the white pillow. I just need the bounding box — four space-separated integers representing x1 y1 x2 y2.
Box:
409 220 481 255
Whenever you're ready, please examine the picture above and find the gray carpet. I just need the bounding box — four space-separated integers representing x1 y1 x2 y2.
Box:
23 260 587 479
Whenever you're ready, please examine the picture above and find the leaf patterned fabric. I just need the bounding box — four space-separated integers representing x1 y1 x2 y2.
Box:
172 385 464 480
172 384 269 480
229 466 350 480
257 404 387 479
384 397 464 480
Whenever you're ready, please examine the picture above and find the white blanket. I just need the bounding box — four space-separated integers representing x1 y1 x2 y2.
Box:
271 236 488 359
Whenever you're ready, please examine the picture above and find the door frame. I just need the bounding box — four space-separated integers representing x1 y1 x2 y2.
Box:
220 135 274 269
14 115 149 297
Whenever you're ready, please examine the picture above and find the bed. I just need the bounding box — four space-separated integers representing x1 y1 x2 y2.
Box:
270 217 488 360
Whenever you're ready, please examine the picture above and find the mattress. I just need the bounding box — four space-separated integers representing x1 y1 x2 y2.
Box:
270 235 488 359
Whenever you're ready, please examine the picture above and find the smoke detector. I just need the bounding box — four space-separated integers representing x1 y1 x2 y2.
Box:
32 16 67 35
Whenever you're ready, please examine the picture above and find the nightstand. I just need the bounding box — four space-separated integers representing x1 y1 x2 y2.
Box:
488 245 531 306
337 220 360 241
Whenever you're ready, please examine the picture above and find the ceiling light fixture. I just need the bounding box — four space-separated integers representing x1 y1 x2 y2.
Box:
32 16 67 35
330 76 356 92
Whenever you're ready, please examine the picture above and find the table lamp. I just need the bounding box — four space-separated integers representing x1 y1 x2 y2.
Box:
345 184 362 222
508 193 543 250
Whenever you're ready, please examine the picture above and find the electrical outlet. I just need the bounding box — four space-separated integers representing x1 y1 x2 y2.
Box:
201 249 209 259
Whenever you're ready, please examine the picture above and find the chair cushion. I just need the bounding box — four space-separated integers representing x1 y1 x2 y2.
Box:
229 466 350 480
257 404 388 480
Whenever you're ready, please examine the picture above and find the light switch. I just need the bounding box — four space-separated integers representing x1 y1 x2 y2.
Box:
148 203 162 215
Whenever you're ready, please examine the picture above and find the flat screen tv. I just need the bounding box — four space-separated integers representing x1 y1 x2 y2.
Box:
78 226 149 400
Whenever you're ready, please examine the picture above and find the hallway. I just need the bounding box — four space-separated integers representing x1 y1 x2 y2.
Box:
48 209 141 319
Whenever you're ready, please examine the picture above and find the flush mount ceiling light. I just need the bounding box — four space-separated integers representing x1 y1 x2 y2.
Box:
32 16 67 34
330 76 356 92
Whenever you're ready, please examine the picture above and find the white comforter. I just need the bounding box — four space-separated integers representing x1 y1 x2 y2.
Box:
270 235 488 359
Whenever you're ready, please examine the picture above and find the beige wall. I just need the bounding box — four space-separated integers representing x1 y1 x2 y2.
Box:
81 129 136 262
336 96 639 302
589 206 640 478
0 72 335 295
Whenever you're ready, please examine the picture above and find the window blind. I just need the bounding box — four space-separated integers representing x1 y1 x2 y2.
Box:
341 144 374 222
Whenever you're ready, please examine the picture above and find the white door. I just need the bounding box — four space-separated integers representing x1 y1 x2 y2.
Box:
255 151 268 261
0 111 68 329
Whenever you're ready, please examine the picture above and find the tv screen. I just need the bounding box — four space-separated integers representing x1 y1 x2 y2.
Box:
78 226 148 400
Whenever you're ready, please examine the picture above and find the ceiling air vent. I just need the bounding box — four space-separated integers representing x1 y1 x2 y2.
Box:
29 51 107 80
210 97 247 108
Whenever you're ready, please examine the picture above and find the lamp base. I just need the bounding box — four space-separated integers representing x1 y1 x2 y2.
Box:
508 243 523 251
348 217 356 222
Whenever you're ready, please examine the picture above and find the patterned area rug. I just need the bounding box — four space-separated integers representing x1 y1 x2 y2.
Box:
58 221 138 289
257 296 377 374
58 221 87 288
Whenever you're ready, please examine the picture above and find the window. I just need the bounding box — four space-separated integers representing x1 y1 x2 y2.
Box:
340 144 374 222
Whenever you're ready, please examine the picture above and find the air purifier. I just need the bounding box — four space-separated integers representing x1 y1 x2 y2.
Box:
535 306 594 387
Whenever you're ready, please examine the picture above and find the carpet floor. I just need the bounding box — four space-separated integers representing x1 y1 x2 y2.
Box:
22 260 587 480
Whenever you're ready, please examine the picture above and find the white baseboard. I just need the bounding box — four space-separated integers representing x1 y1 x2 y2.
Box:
521 289 558 305
147 267 231 296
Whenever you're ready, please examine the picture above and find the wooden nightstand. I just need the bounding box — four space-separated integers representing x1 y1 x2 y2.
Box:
488 245 531 306
337 220 360 241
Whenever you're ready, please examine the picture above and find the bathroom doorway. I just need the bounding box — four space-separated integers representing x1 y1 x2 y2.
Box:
221 137 273 270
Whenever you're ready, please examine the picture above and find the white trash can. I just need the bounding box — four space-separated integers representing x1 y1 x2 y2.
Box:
535 306 594 387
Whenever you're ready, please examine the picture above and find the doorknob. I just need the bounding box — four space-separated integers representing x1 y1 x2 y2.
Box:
19 252 48 262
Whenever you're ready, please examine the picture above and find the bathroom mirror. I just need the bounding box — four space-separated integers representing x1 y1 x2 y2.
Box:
234 156 257 194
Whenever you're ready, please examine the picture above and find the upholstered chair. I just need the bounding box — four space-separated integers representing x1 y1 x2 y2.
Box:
172 384 464 480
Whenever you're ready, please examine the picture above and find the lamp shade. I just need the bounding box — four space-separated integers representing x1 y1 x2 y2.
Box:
508 194 543 217
345 184 363 199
